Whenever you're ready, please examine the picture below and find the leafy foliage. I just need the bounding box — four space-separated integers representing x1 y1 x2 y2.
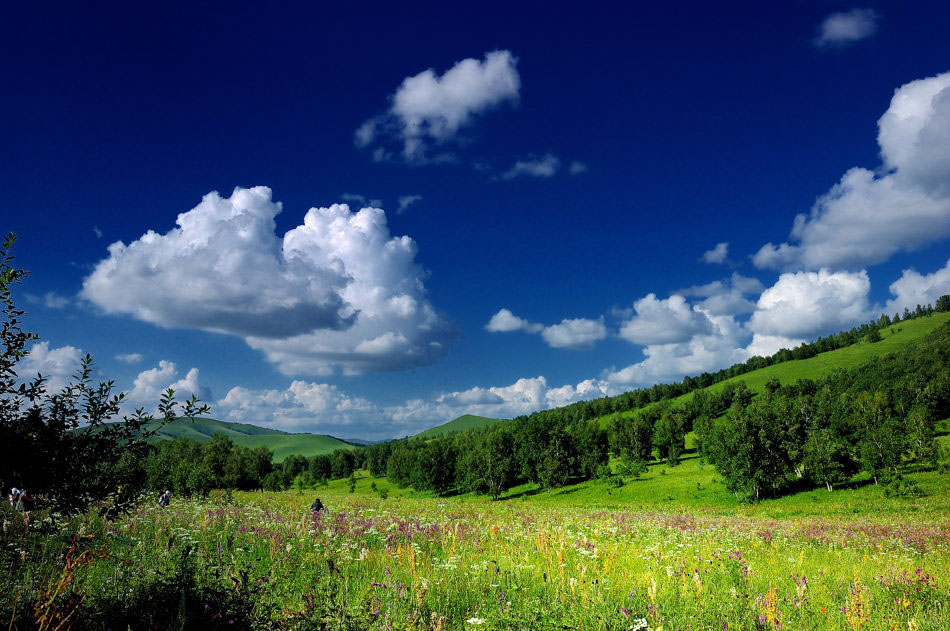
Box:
0 234 209 515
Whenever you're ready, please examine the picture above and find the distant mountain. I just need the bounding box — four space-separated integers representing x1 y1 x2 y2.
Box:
142 417 355 462
413 414 507 440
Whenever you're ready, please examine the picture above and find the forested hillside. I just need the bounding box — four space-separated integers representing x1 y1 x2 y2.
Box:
142 304 950 503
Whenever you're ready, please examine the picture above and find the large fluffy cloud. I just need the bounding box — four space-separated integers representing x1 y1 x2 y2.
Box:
885 259 950 314
618 294 714 345
754 73 950 270
356 50 520 163
679 273 764 316
747 269 872 339
606 312 748 391
82 187 457 376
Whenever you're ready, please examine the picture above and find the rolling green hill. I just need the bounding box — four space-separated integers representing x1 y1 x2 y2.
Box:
596 311 950 427
144 417 355 462
414 414 506 439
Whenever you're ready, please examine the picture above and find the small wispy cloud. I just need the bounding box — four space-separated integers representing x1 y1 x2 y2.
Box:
701 242 729 264
814 8 879 48
485 308 606 350
397 195 422 214
340 193 382 208
115 352 144 364
500 154 561 180
356 50 521 164
93 226 103 238
27 292 70 309
568 161 588 175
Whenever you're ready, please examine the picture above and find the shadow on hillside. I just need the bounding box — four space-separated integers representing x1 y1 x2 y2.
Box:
502 487 546 500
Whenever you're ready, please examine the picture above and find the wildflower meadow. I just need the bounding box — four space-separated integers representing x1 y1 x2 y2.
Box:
4 485 947 631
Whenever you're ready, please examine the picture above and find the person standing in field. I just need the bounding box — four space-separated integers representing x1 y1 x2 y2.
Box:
14 489 30 513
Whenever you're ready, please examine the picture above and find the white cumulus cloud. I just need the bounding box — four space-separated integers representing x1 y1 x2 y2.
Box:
680 273 764 316
606 313 748 391
754 72 950 271
356 50 520 163
745 334 805 359
885 259 950 314
126 360 210 405
485 308 543 333
814 8 878 48
16 342 83 392
82 187 457 376
540 318 607 349
218 381 383 435
618 294 714 345
747 269 872 340
389 375 608 429
486 309 604 349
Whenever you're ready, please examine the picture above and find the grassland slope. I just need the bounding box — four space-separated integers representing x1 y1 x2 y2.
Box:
594 311 950 428
145 417 355 461
413 414 506 439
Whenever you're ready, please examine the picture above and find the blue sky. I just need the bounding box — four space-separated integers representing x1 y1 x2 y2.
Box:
3 1 950 439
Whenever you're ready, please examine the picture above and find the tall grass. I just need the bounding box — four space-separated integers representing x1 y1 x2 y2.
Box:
4 487 948 630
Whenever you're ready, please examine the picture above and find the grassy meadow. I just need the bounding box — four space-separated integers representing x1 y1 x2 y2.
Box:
6 453 949 630
5 314 949 630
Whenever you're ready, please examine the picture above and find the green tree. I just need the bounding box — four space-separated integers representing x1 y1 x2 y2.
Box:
707 398 796 501
802 428 850 491
461 430 517 500
854 391 906 484
202 433 236 486
904 405 938 467
652 409 687 466
538 428 576 491
571 420 608 479
0 235 209 515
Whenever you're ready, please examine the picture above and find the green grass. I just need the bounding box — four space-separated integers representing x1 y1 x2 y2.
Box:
334 446 950 521
13 486 946 630
145 417 355 461
698 312 950 396
413 414 506 439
